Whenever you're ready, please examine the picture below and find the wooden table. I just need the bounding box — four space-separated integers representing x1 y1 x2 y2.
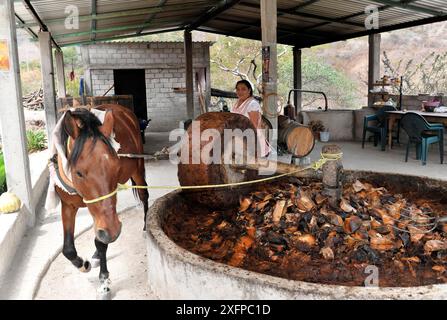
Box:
386 110 447 148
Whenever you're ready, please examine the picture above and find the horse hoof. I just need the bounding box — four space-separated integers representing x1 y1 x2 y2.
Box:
96 287 112 300
91 258 100 269
79 260 91 273
97 279 112 300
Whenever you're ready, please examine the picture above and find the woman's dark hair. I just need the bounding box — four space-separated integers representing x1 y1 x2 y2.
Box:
235 80 253 96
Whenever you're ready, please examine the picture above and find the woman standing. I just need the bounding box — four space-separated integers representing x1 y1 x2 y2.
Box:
231 80 270 157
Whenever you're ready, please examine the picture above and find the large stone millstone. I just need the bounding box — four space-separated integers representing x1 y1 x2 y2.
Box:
177 112 260 209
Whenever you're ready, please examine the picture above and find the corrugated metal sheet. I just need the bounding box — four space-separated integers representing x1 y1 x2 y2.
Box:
13 0 447 47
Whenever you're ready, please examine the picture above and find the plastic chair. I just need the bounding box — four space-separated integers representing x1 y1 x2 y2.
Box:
400 112 444 166
362 106 397 151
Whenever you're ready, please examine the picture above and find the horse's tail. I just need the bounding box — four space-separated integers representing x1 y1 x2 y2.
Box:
130 178 141 203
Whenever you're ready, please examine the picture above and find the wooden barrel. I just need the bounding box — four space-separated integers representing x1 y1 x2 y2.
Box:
278 115 315 157
177 112 259 209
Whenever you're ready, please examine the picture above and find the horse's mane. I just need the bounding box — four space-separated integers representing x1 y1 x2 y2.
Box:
61 108 116 167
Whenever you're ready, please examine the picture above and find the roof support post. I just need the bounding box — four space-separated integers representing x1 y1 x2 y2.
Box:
368 33 381 107
184 30 194 120
293 47 302 113
38 31 58 145
54 49 66 98
0 0 35 226
261 0 278 151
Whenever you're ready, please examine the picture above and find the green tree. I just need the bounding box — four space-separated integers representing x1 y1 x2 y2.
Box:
383 50 447 95
210 36 358 110
62 46 84 97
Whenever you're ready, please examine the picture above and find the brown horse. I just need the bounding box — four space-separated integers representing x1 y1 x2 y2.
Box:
55 104 149 285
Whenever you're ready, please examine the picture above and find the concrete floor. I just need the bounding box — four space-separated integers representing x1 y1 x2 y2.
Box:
143 132 176 155
16 138 447 299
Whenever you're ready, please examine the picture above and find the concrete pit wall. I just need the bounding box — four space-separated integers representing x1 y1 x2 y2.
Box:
146 171 447 299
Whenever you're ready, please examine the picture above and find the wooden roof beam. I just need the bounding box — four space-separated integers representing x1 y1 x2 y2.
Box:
136 0 167 35
213 16 328 40
186 0 242 30
22 0 60 49
17 2 219 28
59 27 184 47
239 2 364 28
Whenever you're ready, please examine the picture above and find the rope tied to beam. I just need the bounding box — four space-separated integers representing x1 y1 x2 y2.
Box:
82 152 343 204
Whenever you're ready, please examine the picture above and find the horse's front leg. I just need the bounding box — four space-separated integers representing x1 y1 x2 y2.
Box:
61 201 91 272
94 238 109 282
95 238 112 299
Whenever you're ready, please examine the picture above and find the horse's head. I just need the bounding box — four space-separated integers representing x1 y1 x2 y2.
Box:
63 109 122 244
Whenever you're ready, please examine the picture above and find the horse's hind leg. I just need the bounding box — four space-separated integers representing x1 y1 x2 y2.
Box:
131 169 149 231
91 250 100 268
61 201 91 273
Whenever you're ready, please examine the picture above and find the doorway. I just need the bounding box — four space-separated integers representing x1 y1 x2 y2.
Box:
113 69 148 120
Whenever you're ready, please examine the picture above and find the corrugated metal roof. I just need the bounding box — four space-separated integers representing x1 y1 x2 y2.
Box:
13 0 447 48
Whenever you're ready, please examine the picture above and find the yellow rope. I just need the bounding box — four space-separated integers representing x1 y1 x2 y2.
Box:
82 152 343 204
83 188 120 204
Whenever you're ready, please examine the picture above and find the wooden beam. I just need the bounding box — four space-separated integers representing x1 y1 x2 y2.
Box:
22 0 60 50
213 16 328 40
261 0 278 151
239 2 365 28
186 0 242 30
60 27 184 47
281 10 365 28
14 13 37 39
136 0 167 35
52 19 184 39
289 0 320 11
184 30 194 119
17 2 219 28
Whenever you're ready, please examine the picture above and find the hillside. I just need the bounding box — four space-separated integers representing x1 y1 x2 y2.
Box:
308 20 447 107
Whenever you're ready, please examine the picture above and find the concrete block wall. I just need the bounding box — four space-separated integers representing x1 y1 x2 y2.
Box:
81 42 212 131
303 108 447 154
301 110 355 141
145 68 201 130
90 69 114 96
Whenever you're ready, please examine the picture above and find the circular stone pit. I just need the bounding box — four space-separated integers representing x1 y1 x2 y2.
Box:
145 170 447 299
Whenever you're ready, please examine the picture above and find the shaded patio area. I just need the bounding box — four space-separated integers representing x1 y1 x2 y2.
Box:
310 141 447 180
28 138 447 299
